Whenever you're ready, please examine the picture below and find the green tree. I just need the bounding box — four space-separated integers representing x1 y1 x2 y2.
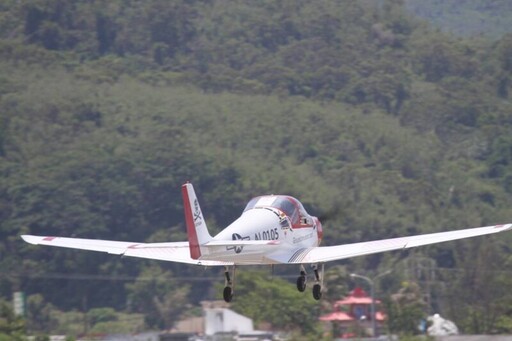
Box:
229 271 321 336
26 294 58 334
384 282 426 336
410 33 477 82
444 238 512 334
126 265 190 329
494 33 512 98
87 307 117 326
322 265 349 302
0 298 26 341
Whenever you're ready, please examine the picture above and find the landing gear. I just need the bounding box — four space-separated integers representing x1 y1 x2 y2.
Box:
296 265 307 292
223 266 236 302
296 272 307 292
223 286 233 302
313 284 322 300
312 264 324 300
297 264 324 300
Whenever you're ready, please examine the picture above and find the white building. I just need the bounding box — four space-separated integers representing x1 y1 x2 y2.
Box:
173 301 259 337
204 307 254 336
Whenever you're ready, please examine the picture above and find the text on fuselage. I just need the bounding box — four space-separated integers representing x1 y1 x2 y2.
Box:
254 228 279 240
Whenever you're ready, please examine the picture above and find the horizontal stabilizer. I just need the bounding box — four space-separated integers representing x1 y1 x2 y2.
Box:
206 240 280 247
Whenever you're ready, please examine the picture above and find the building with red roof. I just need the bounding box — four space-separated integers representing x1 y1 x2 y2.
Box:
319 287 386 338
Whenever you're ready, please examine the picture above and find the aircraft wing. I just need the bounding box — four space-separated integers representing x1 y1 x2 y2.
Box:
273 223 512 264
21 235 231 266
21 223 512 265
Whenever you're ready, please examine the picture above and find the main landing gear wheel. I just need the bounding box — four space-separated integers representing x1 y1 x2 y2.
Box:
296 266 307 293
312 284 322 300
223 265 236 303
223 286 233 302
311 263 324 300
296 274 307 292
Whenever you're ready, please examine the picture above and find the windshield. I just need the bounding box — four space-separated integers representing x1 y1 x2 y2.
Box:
243 195 300 223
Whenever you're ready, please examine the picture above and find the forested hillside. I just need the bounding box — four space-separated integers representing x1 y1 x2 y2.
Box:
1 0 512 337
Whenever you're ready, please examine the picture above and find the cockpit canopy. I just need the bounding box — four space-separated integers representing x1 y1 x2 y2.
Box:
244 195 311 226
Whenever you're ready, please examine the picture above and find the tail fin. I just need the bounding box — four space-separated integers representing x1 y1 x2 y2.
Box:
182 182 213 259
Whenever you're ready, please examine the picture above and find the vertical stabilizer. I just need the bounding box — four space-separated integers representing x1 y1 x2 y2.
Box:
182 182 213 259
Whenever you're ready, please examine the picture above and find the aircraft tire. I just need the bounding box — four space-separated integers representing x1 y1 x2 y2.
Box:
312 284 322 300
223 286 233 302
296 275 307 292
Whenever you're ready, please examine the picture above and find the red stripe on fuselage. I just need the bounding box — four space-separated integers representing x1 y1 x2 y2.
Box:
182 184 201 259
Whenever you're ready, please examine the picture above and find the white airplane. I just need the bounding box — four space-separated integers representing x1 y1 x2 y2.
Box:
22 183 512 302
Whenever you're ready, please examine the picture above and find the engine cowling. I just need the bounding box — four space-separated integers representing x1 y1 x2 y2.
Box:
314 217 323 246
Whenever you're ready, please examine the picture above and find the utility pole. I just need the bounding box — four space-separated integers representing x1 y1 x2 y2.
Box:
350 270 392 337
83 295 88 336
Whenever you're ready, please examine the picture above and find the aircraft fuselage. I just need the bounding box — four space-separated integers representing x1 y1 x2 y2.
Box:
199 195 323 264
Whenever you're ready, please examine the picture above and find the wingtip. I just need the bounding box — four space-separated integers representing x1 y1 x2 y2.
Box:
495 223 512 231
21 235 38 244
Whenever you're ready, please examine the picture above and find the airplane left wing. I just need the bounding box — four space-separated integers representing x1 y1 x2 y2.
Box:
271 223 512 264
21 235 231 266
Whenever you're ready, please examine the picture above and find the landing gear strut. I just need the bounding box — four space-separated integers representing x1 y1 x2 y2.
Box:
223 266 236 302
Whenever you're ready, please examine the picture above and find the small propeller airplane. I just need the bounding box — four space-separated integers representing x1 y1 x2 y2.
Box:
22 183 512 302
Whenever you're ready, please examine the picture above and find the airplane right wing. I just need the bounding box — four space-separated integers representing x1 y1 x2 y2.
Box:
21 235 231 266
275 223 512 264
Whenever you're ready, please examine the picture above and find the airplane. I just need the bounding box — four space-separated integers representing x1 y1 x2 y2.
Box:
22 182 512 302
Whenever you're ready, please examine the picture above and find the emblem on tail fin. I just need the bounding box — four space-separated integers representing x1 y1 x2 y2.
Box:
193 199 202 225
